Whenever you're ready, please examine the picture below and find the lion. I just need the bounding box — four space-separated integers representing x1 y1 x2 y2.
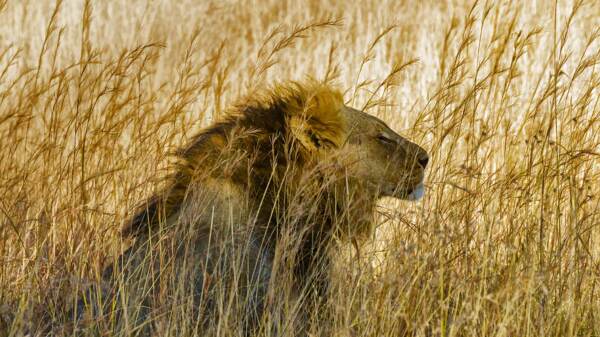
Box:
74 80 429 336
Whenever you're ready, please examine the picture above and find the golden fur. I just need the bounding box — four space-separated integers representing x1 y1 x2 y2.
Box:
80 80 429 335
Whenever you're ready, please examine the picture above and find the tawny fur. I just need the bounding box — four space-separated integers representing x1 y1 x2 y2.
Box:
76 80 429 336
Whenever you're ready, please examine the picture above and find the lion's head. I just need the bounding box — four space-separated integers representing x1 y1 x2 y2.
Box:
280 82 429 203
340 105 428 200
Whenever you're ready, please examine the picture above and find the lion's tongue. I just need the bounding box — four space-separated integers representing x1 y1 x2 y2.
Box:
407 182 425 201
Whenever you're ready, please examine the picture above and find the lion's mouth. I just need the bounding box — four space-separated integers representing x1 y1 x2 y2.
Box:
382 181 425 200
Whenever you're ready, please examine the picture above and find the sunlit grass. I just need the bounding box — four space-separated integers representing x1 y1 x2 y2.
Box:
0 0 599 336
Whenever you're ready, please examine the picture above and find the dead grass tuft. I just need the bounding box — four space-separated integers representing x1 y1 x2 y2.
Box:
0 0 599 336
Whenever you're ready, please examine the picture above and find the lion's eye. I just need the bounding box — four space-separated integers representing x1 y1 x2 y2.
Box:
377 134 396 145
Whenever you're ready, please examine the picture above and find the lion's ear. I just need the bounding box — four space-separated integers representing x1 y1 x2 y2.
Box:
289 114 344 154
286 86 346 153
289 116 323 152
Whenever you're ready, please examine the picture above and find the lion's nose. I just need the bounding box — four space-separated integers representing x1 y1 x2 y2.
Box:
417 153 429 168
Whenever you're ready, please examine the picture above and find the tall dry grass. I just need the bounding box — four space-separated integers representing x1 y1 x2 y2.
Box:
0 0 599 336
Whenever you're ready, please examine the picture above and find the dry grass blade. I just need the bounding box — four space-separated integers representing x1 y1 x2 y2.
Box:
247 18 343 90
0 0 599 336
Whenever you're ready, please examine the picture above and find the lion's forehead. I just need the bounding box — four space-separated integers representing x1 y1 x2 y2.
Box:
342 107 396 134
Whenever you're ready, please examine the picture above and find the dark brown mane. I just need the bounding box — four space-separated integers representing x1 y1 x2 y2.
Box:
122 81 346 238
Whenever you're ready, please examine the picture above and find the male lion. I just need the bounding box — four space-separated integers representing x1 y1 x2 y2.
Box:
75 80 428 336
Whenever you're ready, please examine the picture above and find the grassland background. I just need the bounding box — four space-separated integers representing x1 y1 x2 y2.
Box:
0 0 599 336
